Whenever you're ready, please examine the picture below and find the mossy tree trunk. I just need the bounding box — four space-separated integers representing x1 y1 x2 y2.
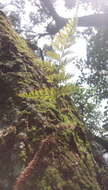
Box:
0 11 101 190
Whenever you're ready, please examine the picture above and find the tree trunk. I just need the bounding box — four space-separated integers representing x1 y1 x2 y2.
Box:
0 11 102 190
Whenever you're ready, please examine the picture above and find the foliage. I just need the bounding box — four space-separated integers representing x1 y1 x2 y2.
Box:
102 102 108 135
76 26 108 134
71 87 103 134
88 30 108 96
18 15 80 124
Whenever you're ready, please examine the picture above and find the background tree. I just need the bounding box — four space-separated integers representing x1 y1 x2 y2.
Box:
84 27 108 135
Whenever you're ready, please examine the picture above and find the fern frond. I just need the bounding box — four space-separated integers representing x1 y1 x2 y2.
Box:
45 51 60 60
18 0 79 116
52 18 76 52
19 87 57 111
58 84 79 97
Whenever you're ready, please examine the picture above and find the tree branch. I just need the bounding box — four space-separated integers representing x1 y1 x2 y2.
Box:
39 0 108 35
78 14 108 27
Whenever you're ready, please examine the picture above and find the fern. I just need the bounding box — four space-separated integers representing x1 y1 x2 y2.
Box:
58 84 79 97
18 0 79 117
45 51 60 60
15 3 80 189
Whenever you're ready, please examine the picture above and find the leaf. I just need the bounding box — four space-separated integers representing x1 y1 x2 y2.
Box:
46 51 60 60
